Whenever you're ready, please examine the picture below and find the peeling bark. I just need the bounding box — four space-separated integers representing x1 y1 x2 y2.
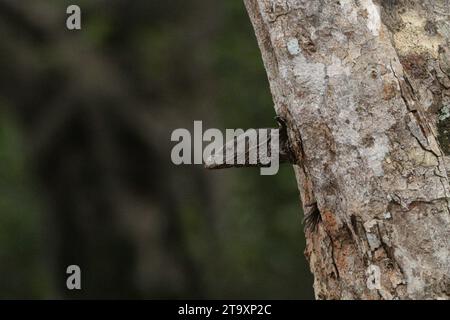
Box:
244 0 450 299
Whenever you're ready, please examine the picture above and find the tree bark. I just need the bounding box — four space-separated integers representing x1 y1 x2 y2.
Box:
244 0 450 299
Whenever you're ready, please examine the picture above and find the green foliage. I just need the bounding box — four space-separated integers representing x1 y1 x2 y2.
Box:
0 109 54 298
213 1 274 128
0 0 314 299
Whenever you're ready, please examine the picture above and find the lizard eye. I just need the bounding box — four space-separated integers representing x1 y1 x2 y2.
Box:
275 116 286 128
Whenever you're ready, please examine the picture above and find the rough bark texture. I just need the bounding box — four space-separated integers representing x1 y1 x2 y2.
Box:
244 0 450 299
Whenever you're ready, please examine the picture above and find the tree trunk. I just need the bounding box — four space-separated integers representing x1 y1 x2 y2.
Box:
244 0 450 299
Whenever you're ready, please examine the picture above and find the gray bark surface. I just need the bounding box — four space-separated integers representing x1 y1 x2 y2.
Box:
244 0 450 299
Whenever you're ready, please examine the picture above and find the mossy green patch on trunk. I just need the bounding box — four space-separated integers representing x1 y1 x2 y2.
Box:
438 108 450 154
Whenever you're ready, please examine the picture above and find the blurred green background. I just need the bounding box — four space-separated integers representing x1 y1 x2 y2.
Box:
0 0 313 299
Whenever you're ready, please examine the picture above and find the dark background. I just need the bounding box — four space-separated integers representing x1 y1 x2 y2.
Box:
0 0 314 299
